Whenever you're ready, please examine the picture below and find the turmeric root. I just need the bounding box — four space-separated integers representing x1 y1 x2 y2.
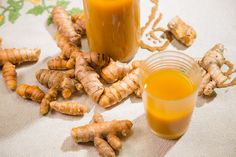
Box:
101 60 132 83
72 12 86 37
75 54 104 102
198 44 236 96
100 60 143 84
16 84 45 103
47 57 74 70
94 137 116 157
40 87 58 115
50 101 88 116
52 6 81 45
199 44 228 86
36 69 82 99
99 68 140 108
65 69 75 78
2 62 17 90
134 87 142 98
0 48 40 66
198 68 217 96
83 52 110 68
168 16 197 47
71 113 133 157
0 37 2 47
54 33 81 59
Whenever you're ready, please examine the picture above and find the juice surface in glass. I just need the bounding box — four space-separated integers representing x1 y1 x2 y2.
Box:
144 69 196 139
83 0 140 62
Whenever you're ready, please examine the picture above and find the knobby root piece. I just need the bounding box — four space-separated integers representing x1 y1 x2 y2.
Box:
47 57 74 70
93 113 104 123
168 16 197 47
132 60 143 69
197 44 236 96
71 114 132 157
134 87 142 98
40 87 58 115
36 69 82 99
198 68 217 96
75 54 104 102
199 44 227 86
72 12 86 37
52 6 81 45
94 137 116 157
50 101 88 116
0 48 40 66
0 37 2 47
83 52 110 69
16 84 45 103
223 60 234 76
65 69 75 78
101 60 132 83
99 68 140 108
218 77 236 88
2 62 17 90
55 33 81 59
203 81 217 96
107 134 122 151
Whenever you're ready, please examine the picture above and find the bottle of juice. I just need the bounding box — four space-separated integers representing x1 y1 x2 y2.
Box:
83 0 140 62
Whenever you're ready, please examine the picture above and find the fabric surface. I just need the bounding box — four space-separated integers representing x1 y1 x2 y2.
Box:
0 0 236 156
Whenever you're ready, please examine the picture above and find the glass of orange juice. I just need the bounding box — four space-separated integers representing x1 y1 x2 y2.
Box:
140 51 202 139
83 0 140 62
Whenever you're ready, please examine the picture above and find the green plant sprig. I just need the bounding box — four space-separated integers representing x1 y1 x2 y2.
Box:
0 0 24 26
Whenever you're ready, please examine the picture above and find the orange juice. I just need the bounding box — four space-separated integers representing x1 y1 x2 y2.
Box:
83 0 140 62
144 69 196 139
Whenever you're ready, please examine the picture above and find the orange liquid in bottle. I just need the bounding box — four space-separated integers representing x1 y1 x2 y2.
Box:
83 0 140 62
144 69 196 139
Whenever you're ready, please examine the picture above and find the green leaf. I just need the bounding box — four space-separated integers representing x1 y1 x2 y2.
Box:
0 15 5 26
7 0 15 5
47 16 53 25
8 10 20 23
27 6 45 16
69 8 83 16
57 0 70 8
7 0 22 11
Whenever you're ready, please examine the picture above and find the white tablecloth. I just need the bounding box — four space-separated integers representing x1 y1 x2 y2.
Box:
0 0 236 156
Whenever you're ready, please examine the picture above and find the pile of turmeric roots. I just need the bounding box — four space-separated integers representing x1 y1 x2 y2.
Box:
1 6 236 157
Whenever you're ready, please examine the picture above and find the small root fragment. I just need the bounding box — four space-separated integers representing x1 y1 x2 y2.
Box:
65 69 75 78
47 57 74 70
2 62 17 90
93 113 104 123
50 101 88 116
54 32 81 59
218 77 236 88
101 60 132 83
223 60 234 76
83 52 110 68
134 87 142 98
72 12 86 37
168 16 197 47
94 137 116 157
16 84 45 103
40 87 58 115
